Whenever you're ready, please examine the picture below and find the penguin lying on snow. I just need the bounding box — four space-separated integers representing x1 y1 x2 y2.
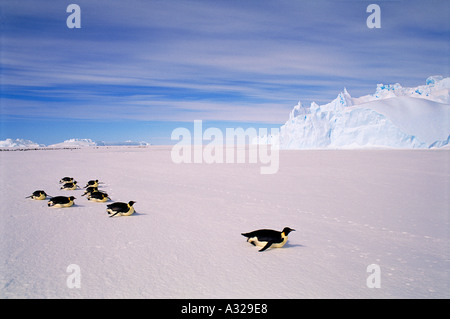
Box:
87 191 110 202
60 181 78 190
241 227 295 252
84 180 99 188
59 177 74 184
48 196 76 208
26 190 51 200
82 186 98 197
107 201 136 217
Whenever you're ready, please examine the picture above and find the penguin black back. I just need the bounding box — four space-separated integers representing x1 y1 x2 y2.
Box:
48 196 76 207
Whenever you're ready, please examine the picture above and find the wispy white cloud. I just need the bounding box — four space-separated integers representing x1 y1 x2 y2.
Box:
1 0 449 126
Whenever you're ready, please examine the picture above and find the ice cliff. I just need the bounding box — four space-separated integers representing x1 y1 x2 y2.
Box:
261 76 450 149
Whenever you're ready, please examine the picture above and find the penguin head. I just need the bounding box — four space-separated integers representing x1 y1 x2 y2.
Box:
282 227 295 235
68 196 76 201
128 201 136 207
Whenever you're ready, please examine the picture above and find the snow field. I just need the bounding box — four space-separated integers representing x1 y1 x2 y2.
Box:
0 147 448 298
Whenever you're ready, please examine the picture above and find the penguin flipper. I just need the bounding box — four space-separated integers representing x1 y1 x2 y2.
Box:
109 211 121 218
259 241 274 252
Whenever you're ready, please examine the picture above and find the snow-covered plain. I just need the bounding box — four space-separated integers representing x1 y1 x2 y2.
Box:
0 146 448 298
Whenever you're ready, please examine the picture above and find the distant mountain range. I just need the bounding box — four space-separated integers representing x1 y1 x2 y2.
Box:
0 138 151 149
0 138 45 148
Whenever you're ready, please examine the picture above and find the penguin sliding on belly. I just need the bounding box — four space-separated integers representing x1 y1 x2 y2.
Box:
84 180 99 188
82 186 98 197
59 177 74 184
26 190 51 200
106 201 136 217
48 196 76 208
60 181 78 190
87 191 110 202
241 227 295 252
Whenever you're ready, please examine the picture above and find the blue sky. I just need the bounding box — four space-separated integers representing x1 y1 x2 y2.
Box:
1 0 449 145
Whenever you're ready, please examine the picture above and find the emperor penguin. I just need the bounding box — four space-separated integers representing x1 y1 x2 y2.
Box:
26 190 51 200
48 196 76 208
87 191 110 202
59 177 74 184
106 201 136 217
82 186 98 196
60 181 78 190
84 180 99 188
241 227 295 252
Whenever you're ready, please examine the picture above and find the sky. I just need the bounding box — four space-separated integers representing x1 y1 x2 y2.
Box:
1 0 449 145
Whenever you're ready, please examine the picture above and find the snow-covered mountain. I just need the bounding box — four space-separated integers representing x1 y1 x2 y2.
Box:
48 138 151 148
47 138 97 148
0 138 43 148
260 76 450 149
0 138 151 148
95 140 151 146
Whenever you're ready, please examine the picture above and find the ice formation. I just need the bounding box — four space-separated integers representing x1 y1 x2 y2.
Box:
261 76 450 149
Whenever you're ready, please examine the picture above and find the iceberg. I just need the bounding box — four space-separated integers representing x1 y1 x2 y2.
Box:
263 76 450 149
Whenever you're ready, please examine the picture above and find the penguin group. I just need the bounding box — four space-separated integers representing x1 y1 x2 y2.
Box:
27 181 295 252
27 176 136 217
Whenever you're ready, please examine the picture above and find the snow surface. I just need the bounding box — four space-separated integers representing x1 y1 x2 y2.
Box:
261 76 450 149
0 146 448 298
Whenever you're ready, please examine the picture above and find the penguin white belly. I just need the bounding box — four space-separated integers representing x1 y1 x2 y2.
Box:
89 197 108 202
107 206 134 216
248 236 288 248
52 202 74 208
34 194 46 200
